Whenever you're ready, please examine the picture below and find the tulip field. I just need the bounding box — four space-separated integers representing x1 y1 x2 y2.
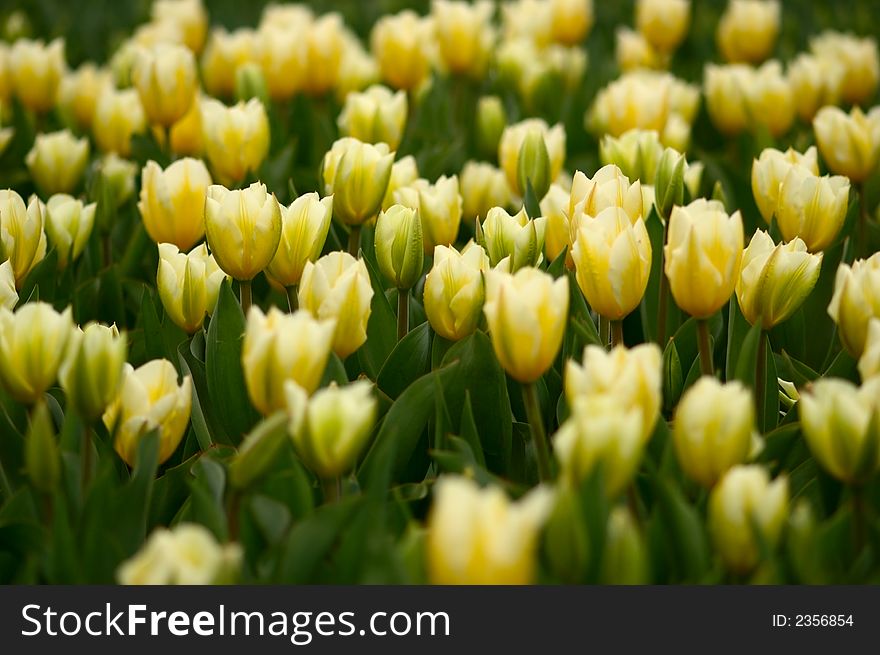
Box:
0 0 880 586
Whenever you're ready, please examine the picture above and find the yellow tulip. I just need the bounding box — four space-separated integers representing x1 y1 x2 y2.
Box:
242 306 335 415
716 0 780 64
498 118 566 197
200 97 269 185
265 193 333 289
589 71 669 137
751 146 819 224
483 266 569 383
541 183 571 263
9 38 65 113
57 64 112 131
776 165 850 253
98 154 138 209
370 11 434 91
157 243 226 334
335 35 381 102
298 251 374 359
480 206 546 271
200 28 255 99
568 166 643 242
736 231 822 329
550 0 594 45
424 242 488 341
787 53 843 123
709 465 788 573
104 359 192 466
431 0 495 77
381 155 419 211
285 379 377 478
59 322 127 421
858 318 880 382
0 190 47 288
501 0 554 47
460 161 512 221
426 475 553 584
747 60 794 138
300 13 346 96
394 175 462 254
375 204 424 289
132 43 197 127
599 129 663 184
554 395 645 497
0 261 18 311
138 158 212 252
337 85 408 150
665 199 744 319
673 377 755 488
636 0 690 53
702 63 751 135
828 253 880 357
813 106 880 183
151 0 208 53
810 31 879 106
204 182 281 281
800 377 880 484
93 87 147 157
0 302 72 404
25 130 89 197
44 194 95 270
323 138 394 227
564 343 662 444
571 207 651 321
253 24 306 102
615 27 665 73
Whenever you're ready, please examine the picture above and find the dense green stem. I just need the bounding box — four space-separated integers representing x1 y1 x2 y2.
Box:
755 331 767 429
81 423 93 498
397 288 409 341
321 476 342 504
239 279 252 315
599 316 610 349
697 319 714 377
348 225 362 258
611 320 624 347
657 219 671 345
285 285 298 312
522 382 552 482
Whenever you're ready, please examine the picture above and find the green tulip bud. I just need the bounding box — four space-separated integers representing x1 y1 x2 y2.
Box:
25 401 60 494
653 147 686 220
601 507 650 584
60 322 128 422
229 412 288 490
234 62 269 106
476 95 506 159
517 127 551 202
375 204 424 290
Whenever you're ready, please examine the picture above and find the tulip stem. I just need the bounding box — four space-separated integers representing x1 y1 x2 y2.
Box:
81 423 93 498
611 320 624 347
522 382 552 482
599 316 610 349
321 476 342 504
285 285 298 312
227 490 241 543
348 225 361 258
657 220 671 345
755 331 767 429
397 288 409 341
697 319 714 377
239 279 252 315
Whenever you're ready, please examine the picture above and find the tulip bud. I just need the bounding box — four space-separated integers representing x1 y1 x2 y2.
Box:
201 28 255 99
549 0 595 45
93 87 147 157
0 261 18 311
45 194 96 270
285 379 376 478
703 63 751 135
298 252 373 359
0 302 72 404
588 71 682 138
829 254 880 357
499 119 566 198
376 204 424 290
599 129 663 184
800 378 880 484
673 377 755 487
665 199 744 319
9 38 65 113
554 395 645 497
636 0 690 54
381 156 419 211
426 475 553 584
424 242 488 341
26 130 89 197
204 182 282 281
736 231 823 329
103 359 192 467
152 0 208 54
265 193 333 289
565 343 662 444
858 319 880 382
200 98 269 185
60 322 127 421
717 0 780 64
749 60 795 138
480 206 546 271
228 413 288 491
483 267 568 383
337 85 408 151
567 166 644 234
810 31 879 107
132 43 197 127
775 166 850 253
751 147 819 224
393 175 463 255
787 53 843 123
57 64 112 132
571 207 651 321
324 139 394 227
516 127 552 201
460 161 512 221
476 95 508 158
541 183 571 263
813 106 880 183
601 507 650 584
0 190 48 288
709 465 788 573
242 307 335 416
653 147 686 219
138 158 212 252
370 10 433 91
98 154 138 210
157 243 226 334
431 0 496 77
234 62 269 105
24 400 60 494
118 523 242 585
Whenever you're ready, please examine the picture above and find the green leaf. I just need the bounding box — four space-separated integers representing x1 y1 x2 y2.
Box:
205 280 259 444
228 413 288 491
650 475 711 582
186 456 228 541
458 392 486 468
377 321 432 399
177 336 231 449
662 338 683 414
725 295 752 382
733 319 763 387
